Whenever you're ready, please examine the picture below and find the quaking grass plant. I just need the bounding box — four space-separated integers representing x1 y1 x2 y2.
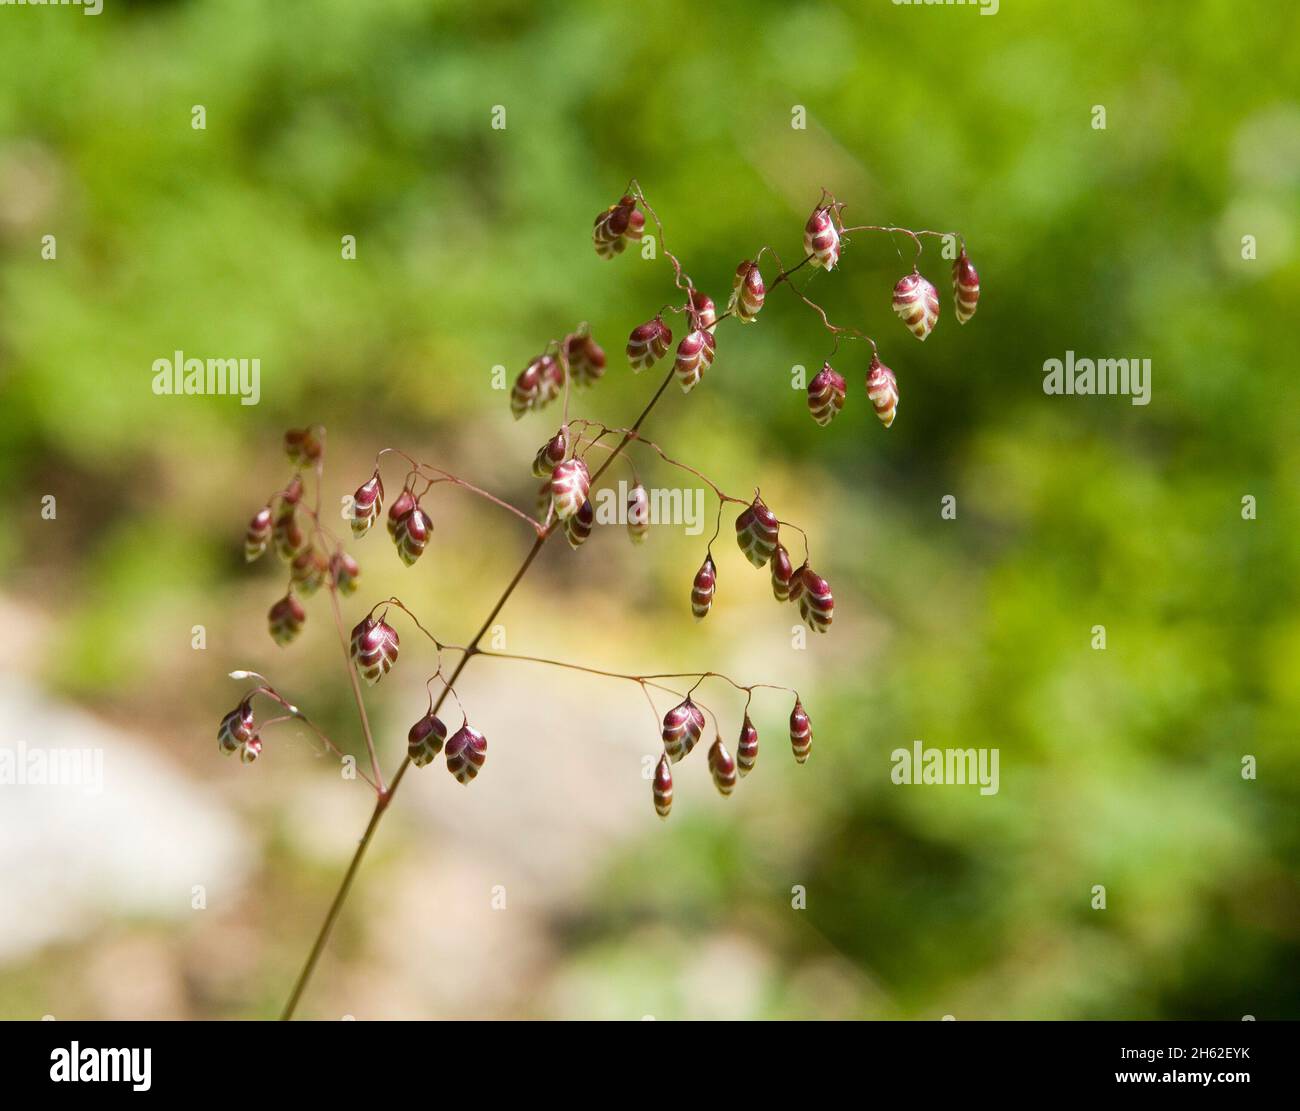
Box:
218 182 981 1018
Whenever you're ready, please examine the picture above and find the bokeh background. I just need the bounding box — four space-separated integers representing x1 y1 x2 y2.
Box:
1 0 1297 1020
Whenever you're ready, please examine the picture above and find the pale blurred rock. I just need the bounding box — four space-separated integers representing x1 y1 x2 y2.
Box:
0 678 252 963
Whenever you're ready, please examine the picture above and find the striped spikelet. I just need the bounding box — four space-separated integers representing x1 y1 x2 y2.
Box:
736 715 759 777
626 483 650 544
564 499 595 549
593 195 643 259
691 556 716 619
349 615 400 685
807 363 847 427
350 475 384 538
445 723 487 784
549 458 590 521
735 497 780 568
953 249 980 324
565 333 606 387
789 698 813 764
407 712 448 768
797 565 834 633
268 594 306 646
218 699 255 755
662 698 704 763
892 270 940 341
804 205 841 270
728 260 766 323
770 544 795 602
690 290 717 333
392 505 432 566
865 355 899 429
626 317 672 372
673 329 715 394
245 506 273 562
653 753 674 818
708 737 738 796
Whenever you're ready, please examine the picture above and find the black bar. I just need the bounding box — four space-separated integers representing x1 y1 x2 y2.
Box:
0 1020 1291 1097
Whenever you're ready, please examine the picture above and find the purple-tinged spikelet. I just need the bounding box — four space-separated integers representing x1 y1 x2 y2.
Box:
284 427 323 468
330 551 360 596
564 499 595 549
737 714 759 777
408 712 448 768
691 556 716 619
653 753 673 818
627 482 650 544
245 506 273 562
865 354 899 429
290 548 329 596
735 496 780 568
952 249 980 324
708 737 738 796
797 566 834 633
593 195 641 259
565 334 607 388
393 505 432 566
789 698 812 764
662 698 704 763
268 594 307 646
807 363 847 427
728 260 766 323
627 317 672 372
350 615 400 685
445 723 487 784
804 206 841 270
674 329 715 394
892 270 940 341
272 506 305 561
351 474 384 538
690 290 717 333
770 544 795 602
549 458 590 521
218 699 255 755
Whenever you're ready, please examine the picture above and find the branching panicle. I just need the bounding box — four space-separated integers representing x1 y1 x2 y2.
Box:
218 182 979 1019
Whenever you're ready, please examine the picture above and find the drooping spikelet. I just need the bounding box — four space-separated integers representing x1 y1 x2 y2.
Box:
349 615 400 685
789 698 812 764
673 329 715 394
892 270 940 341
804 205 841 270
661 698 704 763
865 354 899 429
708 737 738 796
952 249 980 324
627 317 672 372
691 556 716 619
735 497 780 568
807 363 847 427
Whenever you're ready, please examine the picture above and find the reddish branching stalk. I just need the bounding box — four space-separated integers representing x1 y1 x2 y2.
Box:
221 183 979 1018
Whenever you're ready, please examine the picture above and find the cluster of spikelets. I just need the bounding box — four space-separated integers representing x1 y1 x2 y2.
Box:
651 694 813 819
558 195 982 435
225 186 975 816
243 427 360 652
681 493 833 633
509 325 606 420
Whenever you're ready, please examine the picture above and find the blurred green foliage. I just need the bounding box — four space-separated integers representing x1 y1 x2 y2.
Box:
1 0 1297 1018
